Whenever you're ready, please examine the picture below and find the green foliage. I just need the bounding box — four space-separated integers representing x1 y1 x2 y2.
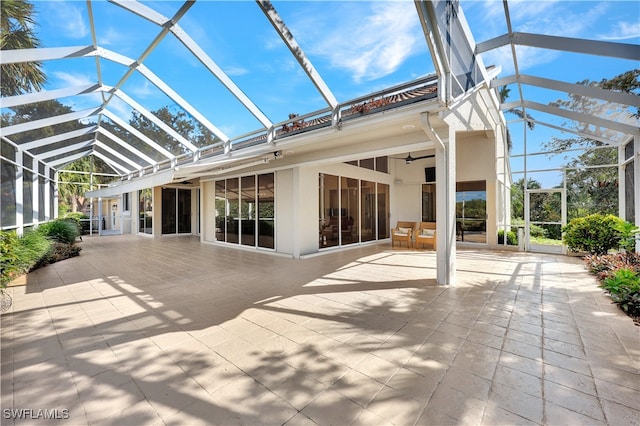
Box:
584 252 640 321
63 212 90 234
1 0 46 96
37 218 80 244
563 214 631 255
0 229 50 287
601 268 640 316
1 220 83 287
498 230 518 245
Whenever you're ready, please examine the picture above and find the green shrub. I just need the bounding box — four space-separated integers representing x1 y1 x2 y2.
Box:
37 219 80 244
498 230 518 245
563 214 633 255
1 230 52 287
601 268 640 316
1 224 83 287
63 213 90 235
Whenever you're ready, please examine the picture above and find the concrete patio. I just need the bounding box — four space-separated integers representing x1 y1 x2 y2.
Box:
1 235 638 425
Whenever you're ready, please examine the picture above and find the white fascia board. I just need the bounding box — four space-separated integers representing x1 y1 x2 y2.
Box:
136 64 230 143
48 150 92 168
101 109 174 159
0 84 100 109
92 150 130 175
19 126 98 151
35 140 94 161
113 89 198 153
96 126 157 166
0 45 97 64
86 168 176 198
257 0 338 109
95 141 143 170
524 100 639 137
1 107 101 137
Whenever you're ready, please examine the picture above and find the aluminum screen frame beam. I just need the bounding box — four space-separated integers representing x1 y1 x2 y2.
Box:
257 0 338 110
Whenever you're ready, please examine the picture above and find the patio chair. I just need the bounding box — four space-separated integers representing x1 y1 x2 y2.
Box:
391 221 416 248
416 222 436 250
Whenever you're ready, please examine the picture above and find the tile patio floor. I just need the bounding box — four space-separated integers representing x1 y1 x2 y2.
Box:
1 235 639 425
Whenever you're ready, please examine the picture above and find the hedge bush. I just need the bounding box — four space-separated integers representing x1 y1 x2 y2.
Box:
563 214 635 255
1 218 82 288
37 218 80 244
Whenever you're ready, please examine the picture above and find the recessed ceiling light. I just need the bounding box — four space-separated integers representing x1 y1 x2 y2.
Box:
402 124 415 130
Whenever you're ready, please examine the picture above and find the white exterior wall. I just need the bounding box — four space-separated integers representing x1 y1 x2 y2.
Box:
202 181 216 242
456 135 497 247
276 169 294 256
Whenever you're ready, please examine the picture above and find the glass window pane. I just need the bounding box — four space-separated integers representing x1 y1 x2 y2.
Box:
360 158 374 170
139 188 152 234
162 188 177 234
422 184 436 222
375 156 388 174
377 183 389 239
178 189 191 234
340 177 358 245
456 180 486 243
258 173 274 249
226 178 239 244
215 180 226 241
241 175 255 246
360 180 376 242
320 174 339 248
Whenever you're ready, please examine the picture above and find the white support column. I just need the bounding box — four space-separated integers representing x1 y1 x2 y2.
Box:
435 127 456 285
635 135 640 253
44 166 51 221
32 161 39 226
98 198 103 236
619 144 626 219
16 151 24 235
53 170 59 220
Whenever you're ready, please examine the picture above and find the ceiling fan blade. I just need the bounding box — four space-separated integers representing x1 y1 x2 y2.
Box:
412 154 435 160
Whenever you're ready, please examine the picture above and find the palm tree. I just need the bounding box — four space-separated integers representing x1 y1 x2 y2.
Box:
1 0 46 96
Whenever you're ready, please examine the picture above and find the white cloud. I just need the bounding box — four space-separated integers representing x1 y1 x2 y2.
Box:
293 2 422 83
129 80 156 99
44 3 88 40
52 71 95 87
599 21 640 41
224 66 249 77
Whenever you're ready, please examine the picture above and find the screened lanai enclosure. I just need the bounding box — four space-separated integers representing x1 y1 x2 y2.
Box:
1 0 639 284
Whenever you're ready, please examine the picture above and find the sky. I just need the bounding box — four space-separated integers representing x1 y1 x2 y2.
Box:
13 0 640 186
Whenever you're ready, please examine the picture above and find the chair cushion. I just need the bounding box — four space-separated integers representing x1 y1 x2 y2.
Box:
396 227 411 235
421 229 435 237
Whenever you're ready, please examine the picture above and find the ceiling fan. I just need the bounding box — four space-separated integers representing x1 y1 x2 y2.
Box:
391 153 435 164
